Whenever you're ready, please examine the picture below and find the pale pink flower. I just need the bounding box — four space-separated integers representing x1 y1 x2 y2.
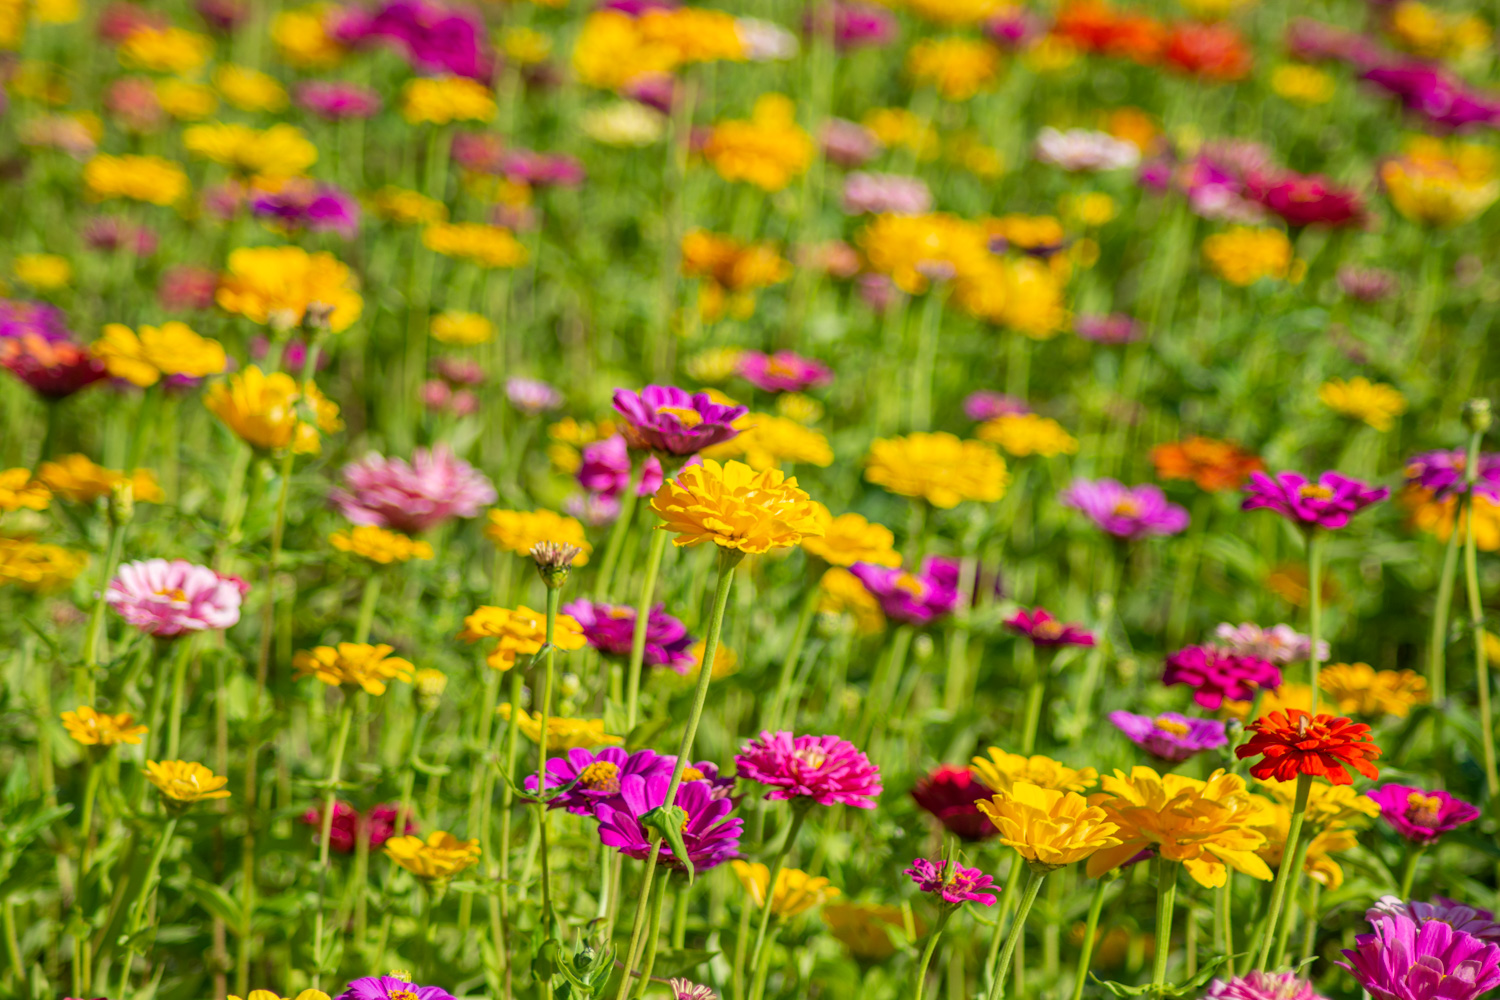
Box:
330 445 497 533
106 559 249 637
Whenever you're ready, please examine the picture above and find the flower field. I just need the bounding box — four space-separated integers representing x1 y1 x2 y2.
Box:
3 0 1500 999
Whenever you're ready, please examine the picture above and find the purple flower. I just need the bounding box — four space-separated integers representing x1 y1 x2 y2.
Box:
1214 623 1325 664
524 746 672 815
1337 913 1500 1000
1109 711 1229 763
841 172 932 216
985 6 1044 48
504 375 563 415
1006 607 1096 647
735 731 882 808
1206 971 1327 1000
1163 644 1282 710
849 557 961 626
251 179 360 239
1362 62 1500 132
0 298 70 343
737 350 833 393
596 773 742 872
673 758 736 799
500 149 586 188
296 81 382 120
336 976 457 1000
330 445 498 533
904 858 999 906
1368 898 1500 944
805 1 896 50
562 599 695 672
577 435 664 498
1075 313 1140 344
333 0 495 81
1405 450 1500 502
1061 479 1190 539
1367 785 1481 844
964 391 1029 421
612 385 747 455
1242 470 1390 531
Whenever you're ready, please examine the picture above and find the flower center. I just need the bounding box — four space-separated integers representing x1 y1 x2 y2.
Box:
893 573 926 597
154 587 189 602
576 761 621 793
793 747 828 770
766 358 799 377
682 767 705 782
1112 499 1141 518
1153 716 1190 737
1299 484 1334 500
1405 792 1442 825
655 405 703 428
388 990 419 1000
1033 620 1065 640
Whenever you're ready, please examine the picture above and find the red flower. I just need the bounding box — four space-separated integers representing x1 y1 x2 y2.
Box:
1247 172 1367 229
911 765 998 841
1163 22 1252 81
1235 709 1382 785
1 335 107 399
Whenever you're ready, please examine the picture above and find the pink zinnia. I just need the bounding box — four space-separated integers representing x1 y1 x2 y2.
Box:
1206 971 1326 1000
1163 644 1282 710
612 385 747 455
1247 172 1366 229
296 81 382 121
850 557 960 626
330 445 497 533
1367 897 1500 944
577 435 664 498
1242 470 1389 530
298 800 414 853
905 857 998 906
1006 607 1096 647
735 731 882 808
1061 478 1190 539
964 391 1029 421
106 559 249 637
1367 785 1481 844
822 118 881 168
841 172 932 216
737 351 833 393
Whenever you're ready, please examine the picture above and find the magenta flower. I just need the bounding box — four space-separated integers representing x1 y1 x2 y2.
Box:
850 557 960 626
1285 18 1383 69
822 118 881 168
964 391 1029 421
331 445 497 534
1061 479 1190 539
1405 450 1500 502
504 376 563 415
805 1 897 50
985 5 1044 47
500 149 586 188
735 731 882 808
1075 313 1140 344
1162 644 1282 710
737 351 833 393
1337 913 1500 1000
106 559 249 638
577 435 664 499
595 773 742 872
670 979 718 1000
1242 471 1389 531
841 172 932 216
332 0 495 81
1108 711 1229 763
251 179 360 239
523 747 672 815
1367 785 1481 844
911 765 997 841
0 299 70 344
2 335 108 400
1368 898 1500 944
1006 607 1096 648
1247 171 1366 229
905 858 999 907
335 977 456 1000
612 385 747 455
296 81 382 120
1206 972 1327 1000
561 600 695 672
298 801 414 853
1362 62 1500 132
1213 623 1325 664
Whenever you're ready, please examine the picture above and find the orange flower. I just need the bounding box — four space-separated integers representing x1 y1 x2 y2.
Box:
1163 22 1252 81
1151 437 1264 492
1235 709 1382 786
1053 1 1166 63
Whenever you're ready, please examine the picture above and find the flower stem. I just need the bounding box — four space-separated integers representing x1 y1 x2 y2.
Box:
163 635 196 760
115 815 178 999
625 527 670 731
984 855 1028 988
1255 772 1311 969
1462 423 1500 796
1429 523 1462 704
912 907 954 1000
769 583 821 730
593 463 643 600
987 867 1046 1000
1399 843 1427 899
911 286 946 432
746 805 809 992
1071 877 1111 1000
1307 532 1325 714
629 877 668 999
311 695 355 986
353 574 382 644
1152 859 1178 998
79 515 127 703
538 585 561 929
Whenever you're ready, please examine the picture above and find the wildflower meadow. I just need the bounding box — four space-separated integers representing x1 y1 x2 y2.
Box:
3 0 1500 999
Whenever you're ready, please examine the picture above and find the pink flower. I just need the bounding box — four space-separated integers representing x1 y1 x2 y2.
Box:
905 857 998 907
296 81 382 121
1367 785 1481 844
738 351 833 393
1061 479 1190 539
106 559 249 637
1247 172 1366 229
1074 313 1140 344
83 216 158 256
1163 644 1282 710
1367 898 1500 944
850 557 960 626
964 391 1029 421
330 445 498 533
1337 913 1500 1000
500 149 586 188
298 801 415 853
805 1 897 50
1005 607 1096 647
1242 470 1389 531
1206 972 1326 1000
612 385 747 455
505 376 562 414
578 435 663 498
735 731 882 808
1214 622 1324 664
1035 127 1140 172
822 118 881 168
841 172 932 216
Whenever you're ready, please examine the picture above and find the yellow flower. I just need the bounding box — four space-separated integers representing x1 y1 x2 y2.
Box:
581 100 668 146
865 432 1008 508
686 347 748 384
119 26 212 74
1318 377 1407 431
496 704 624 750
183 123 318 178
61 705 148 746
485 509 593 563
1382 140 1500 227
0 468 50 512
1062 192 1117 228
1202 227 1294 286
93 322 228 388
1252 810 1358 889
0 0 23 49
155 79 218 120
1404 490 1500 552
977 413 1078 458
906 37 1001 101
459 605 588 670
1181 0 1256 18
650 459 822 554
272 8 345 69
83 154 188 205
1255 778 1380 831
1272 64 1335 105
971 749 1098 794
32 0 80 24
702 414 833 471
1318 662 1429 718
732 861 841 917
214 65 288 112
775 393 824 424
822 903 923 960
292 643 415 696
402 76 497 124
1387 1 1490 60
680 230 790 321
13 254 70 290
863 109 937 160
372 186 449 225
501 26 553 64
571 8 743 90
229 991 329 1000
384 831 480 881
1248 784 1375 889
204 366 342 456
430 311 495 345
702 94 814 192
856 212 991 294
688 637 740 678
330 526 433 564
10 61 70 104
800 504 900 568
38 455 163 505
0 537 87 591
144 760 232 803
422 222 528 269
1084 768 1273 888
414 668 449 709
947 130 1006 179
977 782 1121 872
903 0 1003 25
818 566 886 634
217 246 363 332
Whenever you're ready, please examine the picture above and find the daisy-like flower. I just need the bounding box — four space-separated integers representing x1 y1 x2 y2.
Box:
458 605 587 670
1061 478 1190 539
562 600 696 673
329 525 434 564
144 760 232 803
1319 377 1408 432
335 978 455 1000
92 321 228 387
1367 897 1500 944
1214 623 1324 664
1151 437 1265 493
651 459 822 555
38 455 163 505
297 801 412 854
912 764 998 841
1404 449 1500 502
732 860 842 917
1320 663 1429 718
1237 709 1382 785
864 432 1008 508
904 858 998 906
230 990 330 1000
1163 644 1282 710
970 748 1098 793
800 503 900 567
496 705 623 750
849 556 960 626
106 559 248 637
383 831 480 882
738 350 833 393
1367 785 1480 844
216 245 363 333
577 436 664 499
485 509 593 564
61 706 148 746
506 376 564 415
1006 607 1096 647
292 643 414 696
977 413 1079 458
735 731 882 808
1242 471 1390 531
976 782 1121 872
1205 972 1327 1000
596 773 742 872
204 366 342 455
1338 913 1500 1000
669 980 718 1000
1108 711 1228 763
523 747 673 815
2 334 108 399
612 385 748 455
331 446 497 534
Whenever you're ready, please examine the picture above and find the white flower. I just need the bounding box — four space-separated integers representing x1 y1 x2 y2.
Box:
580 102 667 147
737 17 799 60
1034 127 1141 172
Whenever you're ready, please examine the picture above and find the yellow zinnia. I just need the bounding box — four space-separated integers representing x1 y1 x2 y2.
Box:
650 459 822 554
1318 377 1407 431
144 760 232 803
864 432 1008 508
702 94 814 192
38 455 163 505
292 643 415 696
971 748 1098 794
93 322 227 387
384 831 480 881
459 605 588 670
977 413 1079 458
818 566 887 634
14 253 71 290
213 65 288 112
422 222 528 268
217 246 363 333
484 509 593 564
1318 662 1429 718
0 468 50 512
731 861 841 918
401 76 497 124
496 704 624 750
61 705 148 747
372 187 449 225
1202 227 1295 286
700 414 834 471
118 26 212 73
0 538 88 591
906 37 1001 101
977 781 1121 872
1381 140 1500 227
82 154 188 206
430 311 495 345
330 526 433 564
822 903 923 961
800 504 900 568
204 366 342 456
182 122 318 178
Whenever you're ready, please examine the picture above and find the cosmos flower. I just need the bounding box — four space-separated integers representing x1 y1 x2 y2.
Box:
1237 709 1382 785
331 446 497 534
596 773 742 872
1337 914 1500 1000
1061 478 1190 539
1164 644 1282 710
911 765 998 840
904 858 998 906
523 746 673 815
561 600 696 673
1006 607 1096 647
1108 711 1228 763
106 559 248 637
735 731 882 808
1367 785 1480 843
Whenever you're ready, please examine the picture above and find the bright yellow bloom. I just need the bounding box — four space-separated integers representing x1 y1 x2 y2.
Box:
13 254 70 290
119 26 212 73
856 212 991 294
1318 662 1429 718
1254 811 1358 889
1387 1 1490 60
1319 377 1407 431
863 109 937 160
0 469 50 512
1271 64 1335 105
422 222 528 268
229 991 329 1000
501 26 553 64
971 749 1098 794
1085 768 1273 888
977 413 1078 458
865 432 1007 508
651 459 822 554
701 414 833 471
414 668 449 709
93 322 227 387
1248 783 1375 889
330 526 434 564
217 246 363 332
459 605 588 670
384 831 480 881
83 154 188 205
702 94 814 192
906 37 1001 101
272 8 345 69
571 8 743 90
145 760 232 803
183 122 318 178
496 704 624 750
401 76 497 124
822 903 922 960
688 637 740 678
680 230 790 321
155 79 218 120
372 186 449 225
213 65 289 112
38 455 163 505
0 0 23 49
1382 139 1500 227
32 0 80 24
800 504 900 568
1404 490 1500 552
775 393 824 424
430 311 495 345
1180 0 1256 18
732 861 841 918
903 0 1003 26
484 509 593 563
977 782 1121 872
292 643 415 696
0 537 87 591
819 566 886 634
61 705 148 747
1061 192 1118 227
204 366 342 456
1202 227 1294 286
1255 778 1380 831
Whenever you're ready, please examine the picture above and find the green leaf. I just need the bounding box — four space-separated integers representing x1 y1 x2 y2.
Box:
641 805 693 883
1091 954 1234 999
182 877 248 935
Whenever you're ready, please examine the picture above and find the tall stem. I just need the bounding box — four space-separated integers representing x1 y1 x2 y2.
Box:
1462 423 1500 796
625 527 670 731
983 855 1027 987
987 868 1046 1000
1151 860 1178 998
1429 524 1462 704
1255 773 1311 969
910 287 946 432
538 586 561 928
912 908 954 1000
629 878 668 999
311 695 356 987
1399 843 1428 899
1071 878 1110 1000
746 806 809 988
1307 532 1325 714
80 516 127 703
115 816 178 999
353 575 382 644
163 636 195 760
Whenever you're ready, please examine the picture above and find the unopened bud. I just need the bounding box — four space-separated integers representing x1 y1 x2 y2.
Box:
304 301 335 333
1463 398 1492 434
108 480 134 526
414 668 448 712
531 541 582 589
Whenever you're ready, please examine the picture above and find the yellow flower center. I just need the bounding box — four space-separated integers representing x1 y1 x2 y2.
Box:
656 405 703 428
682 767 705 782
793 747 828 770
577 761 621 793
389 991 419 1000
1153 716 1191 737
1299 484 1334 500
1405 792 1442 824
1033 620 1065 640
154 587 189 602
1112 499 1141 517
766 358 799 377
893 573 925 596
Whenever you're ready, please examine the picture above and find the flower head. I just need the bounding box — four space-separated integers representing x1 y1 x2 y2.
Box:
651 459 821 554
204 367 342 455
1320 378 1408 431
905 858 998 906
1206 972 1327 1000
907 37 1001 100
1338 914 1500 1000
738 351 832 393
0 469 50 512
335 978 454 1000
1320 663 1429 718
800 504 900 567
216 246 362 333
106 559 248 637
612 385 748 455
330 525 433 564
1237 709 1382 785
971 749 1098 794
702 94 813 191
669 981 718 1000
401 75 496 124
1214 623 1323 664
735 731 882 808
1108 711 1228 763
0 538 89 592
145 760 231 803
61 706 148 746
82 154 188 204
1381 140 1500 227
2 335 108 399
38 455 163 505
1151 437 1264 492
1006 607 1096 647
184 122 317 178
818 566 887 634
251 179 360 240
1036 127 1141 172
850 557 960 626
496 705 623 750
297 81 381 120
485 509 593 563
1367 785 1480 843
1367 898 1500 944
458 605 587 670
1202 227 1294 285
331 446 496 534
423 222 527 268
597 773 742 872
383 832 480 882
562 600 695 672
93 321 226 387
732 860 841 917
1250 173 1365 229
1062 478 1190 539
298 802 413 854
911 764 998 840
1164 644 1282 710
864 432 1008 508
822 903 921 960
506 376 564 415
977 782 1120 872
977 414 1078 458
293 643 414 696
524 746 672 815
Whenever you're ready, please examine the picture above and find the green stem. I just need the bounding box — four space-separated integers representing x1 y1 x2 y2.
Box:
625 527 670 731
746 806 809 989
1255 773 1311 969
671 879 689 949
1273 824 1315 970
79 516 127 702
1429 524 1462 704
497 670 523 997
629 878 668 999
912 907 954 1000
769 583 821 730
311 695 355 987
538 585 561 929
1071 878 1110 1000
984 856 1027 987
1 900 21 988
1152 860 1178 998
987 867 1046 1000
1399 843 1428 899
1463 422 1500 796
911 287 946 432
116 815 178 999
1307 533 1325 714
748 924 780 1000
353 574 382 644
163 636 195 760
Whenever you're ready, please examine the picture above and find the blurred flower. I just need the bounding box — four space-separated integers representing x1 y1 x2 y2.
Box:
851 556 960 626
1 335 108 399
1404 490 1500 551
971 749 1097 794
1237 709 1381 785
298 802 413 854
905 858 998 906
1207 972 1325 1000
842 172 932 218
818 566 887 633
1152 437 1264 492
702 94 813 192
1338 914 1500 1000
459 604 587 670
906 37 1001 100
806 1 897 50
296 81 380 120
1006 607 1095 647
485 509 593 563
13 254 70 290
506 377 563 415
1381 140 1500 227
39 455 162 505
1036 127 1141 172
332 446 497 534
597 773 741 872
736 731 882 807
1249 173 1365 229
977 413 1078 458
330 525 433 564
985 4 1045 47
1385 1 1490 61
669 981 717 1000
733 861 841 916
1109 712 1228 763
701 413 833 471
680 231 790 321
145 760 231 803
118 25 213 73
1338 265 1400 302
336 0 494 79
801 505 899 568
578 435 663 498
1319 377 1407 431
429 311 493 346
273 7 346 67
94 322 227 387
1062 478 1189 538
212 64 285 111
61 706 147 747
1362 63 1500 132
571 8 743 90
978 781 1121 872
159 265 219 311
689 636 740 678
912 765 997 840
1242 470 1389 530
293 643 414 696
581 101 667 146
83 216 158 256
822 118 882 168
822 903 920 960
1214 623 1322 663
0 470 50 512
401 75 496 124
1367 898 1500 943
423 222 527 268
738 351 832 393
1203 227 1294 285
0 538 88 591
965 391 1029 421
155 79 218 120
204 366 342 455
183 122 317 178
217 246 363 333
252 180 360 240
1074 313 1139 344
1367 785 1479 843
106 559 248 637
384 832 480 881
865 432 1007 508
1320 663 1428 718
563 600 695 672
1165 644 1282 710
1163 21 1251 80
0 299 69 344
497 704 623 749
372 187 448 225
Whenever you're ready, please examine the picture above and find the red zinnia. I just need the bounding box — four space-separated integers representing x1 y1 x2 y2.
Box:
1163 22 1252 81
1 335 108 399
1235 709 1382 785
911 765 998 841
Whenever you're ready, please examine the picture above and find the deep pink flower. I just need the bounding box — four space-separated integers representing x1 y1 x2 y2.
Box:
985 6 1044 48
612 385 747 455
1075 313 1140 344
625 73 677 114
577 435 663 498
737 351 833 393
905 858 998 906
1368 898 1500 944
1362 62 1500 132
296 81 382 121
805 1 897 50
104 76 166 134
1242 470 1389 530
964 391 1029 421
911 765 997 841
1247 172 1366 229
98 2 167 43
1062 478 1190 539
1367 785 1481 844
1163 644 1282 710
561 600 695 672
158 265 219 312
434 357 484 386
1006 607 1096 647
251 180 360 239
1109 711 1228 763
298 801 414 853
330 445 497 533
596 773 741 872
1337 913 1500 1000
1206 972 1327 1000
1405 450 1500 502
333 0 495 81
2 335 107 399
1285 18 1383 69
735 731 882 808
106 559 249 637
0 299 70 344
850 557 960 626
336 976 455 1000
523 746 672 815
196 0 249 32
500 149 586 188
565 491 625 526
83 216 158 256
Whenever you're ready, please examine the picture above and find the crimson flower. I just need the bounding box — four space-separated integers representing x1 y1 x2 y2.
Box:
1236 709 1382 785
2 335 107 399
1005 607 1096 648
910 765 997 841
1247 172 1366 229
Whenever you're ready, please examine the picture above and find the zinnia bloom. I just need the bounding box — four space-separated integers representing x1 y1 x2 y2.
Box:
1006 607 1096 647
1248 172 1365 229
864 432 1008 508
93 321 227 387
1367 898 1500 944
1319 377 1408 431
735 731 882 808
1236 709 1382 785
106 559 248 637
976 781 1121 872
1206 972 1326 1000
329 525 433 564
1035 127 1141 172
1337 913 1500 1000
216 245 363 333
904 858 998 906
298 801 413 854
911 764 998 840
738 350 833 392
1108 711 1228 763
383 832 480 881
331 446 497 534
524 746 672 815
561 600 695 672
38 454 163 505
596 773 742 872
61 705 148 746
849 557 960 626
732 861 841 917
204 366 342 455
335 977 455 1000
801 504 900 567
485 509 594 563
612 385 748 455
1367 785 1480 843
1163 644 1282 710
496 705 623 750
971 749 1098 794
1214 623 1323 664
2 334 108 399
458 605 587 670
145 760 231 803
1061 478 1190 539
0 469 51 512
1151 437 1264 492
292 643 414 696
1320 662 1428 718
651 459 822 554
577 436 663 499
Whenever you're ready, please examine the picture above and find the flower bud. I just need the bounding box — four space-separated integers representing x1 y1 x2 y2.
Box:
531 540 582 589
1463 398 1492 434
414 668 448 713
108 480 135 526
